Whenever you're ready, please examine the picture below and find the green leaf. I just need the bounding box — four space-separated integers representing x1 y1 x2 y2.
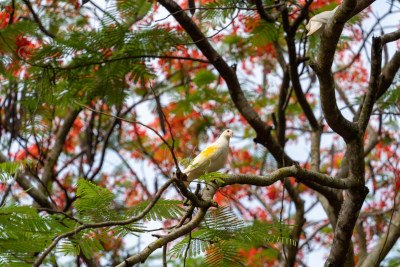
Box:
198 171 228 184
75 179 117 222
249 21 278 47
128 199 185 221
223 35 243 46
193 70 217 86
0 204 73 264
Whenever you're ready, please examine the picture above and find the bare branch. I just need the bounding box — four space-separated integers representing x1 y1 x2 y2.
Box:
255 0 278 23
0 152 56 210
41 109 81 193
222 165 359 189
22 0 55 38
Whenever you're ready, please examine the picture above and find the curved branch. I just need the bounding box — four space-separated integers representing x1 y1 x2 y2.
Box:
282 5 320 131
56 55 210 70
358 37 382 131
310 1 361 142
255 0 278 23
222 165 359 189
22 0 55 38
377 50 400 99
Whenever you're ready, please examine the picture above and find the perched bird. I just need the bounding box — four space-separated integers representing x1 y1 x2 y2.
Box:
182 129 233 186
306 6 339 36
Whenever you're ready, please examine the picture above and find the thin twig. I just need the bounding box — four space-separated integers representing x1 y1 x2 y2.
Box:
279 180 288 264
149 84 180 172
22 0 55 38
375 158 399 266
163 244 167 267
183 232 192 267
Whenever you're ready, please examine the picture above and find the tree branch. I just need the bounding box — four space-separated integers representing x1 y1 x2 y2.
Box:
255 0 278 23
40 109 81 194
310 0 361 142
221 165 359 189
22 0 55 38
377 50 400 99
282 179 305 266
281 5 320 131
358 36 382 132
0 152 56 210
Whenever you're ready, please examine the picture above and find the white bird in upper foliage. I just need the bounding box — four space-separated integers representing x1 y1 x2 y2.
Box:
182 129 233 186
306 6 339 36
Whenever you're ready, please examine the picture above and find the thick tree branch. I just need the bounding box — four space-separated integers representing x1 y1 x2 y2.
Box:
358 37 382 132
325 138 368 267
255 0 278 23
377 49 400 99
310 0 362 142
381 29 400 44
222 165 359 189
40 109 81 194
0 152 55 209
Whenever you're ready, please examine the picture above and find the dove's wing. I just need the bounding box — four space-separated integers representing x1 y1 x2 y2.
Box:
183 143 220 174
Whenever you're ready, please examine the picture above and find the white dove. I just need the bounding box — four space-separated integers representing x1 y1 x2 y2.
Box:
182 129 233 186
306 6 339 36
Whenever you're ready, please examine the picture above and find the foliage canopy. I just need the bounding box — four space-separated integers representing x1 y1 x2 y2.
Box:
0 0 400 266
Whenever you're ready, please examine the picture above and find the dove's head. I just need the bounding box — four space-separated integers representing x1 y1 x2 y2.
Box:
221 129 233 140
